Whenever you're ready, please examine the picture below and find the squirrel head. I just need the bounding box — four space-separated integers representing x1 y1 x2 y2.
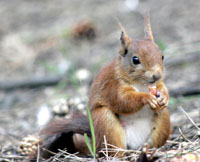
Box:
118 15 164 86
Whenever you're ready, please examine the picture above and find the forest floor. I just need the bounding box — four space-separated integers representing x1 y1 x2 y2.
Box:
0 0 200 161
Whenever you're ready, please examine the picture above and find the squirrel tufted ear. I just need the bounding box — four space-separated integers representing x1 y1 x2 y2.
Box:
118 22 131 57
144 13 154 41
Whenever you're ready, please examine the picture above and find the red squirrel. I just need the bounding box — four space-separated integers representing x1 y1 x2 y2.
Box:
33 15 171 159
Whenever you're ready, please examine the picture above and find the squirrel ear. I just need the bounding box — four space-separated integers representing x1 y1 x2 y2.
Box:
144 13 154 41
118 22 131 56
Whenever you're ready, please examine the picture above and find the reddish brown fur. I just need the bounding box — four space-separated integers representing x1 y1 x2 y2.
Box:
89 60 146 115
88 53 170 154
88 23 170 155
151 108 171 147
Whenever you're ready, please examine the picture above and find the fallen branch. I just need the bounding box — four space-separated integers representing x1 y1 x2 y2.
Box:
164 51 200 67
169 85 200 97
0 52 199 94
0 75 63 91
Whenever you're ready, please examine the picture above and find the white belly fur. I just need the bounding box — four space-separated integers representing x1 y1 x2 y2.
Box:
119 83 155 149
120 107 154 149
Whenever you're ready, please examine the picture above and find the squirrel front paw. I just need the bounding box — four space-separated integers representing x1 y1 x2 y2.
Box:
142 93 160 113
157 96 167 111
149 87 168 113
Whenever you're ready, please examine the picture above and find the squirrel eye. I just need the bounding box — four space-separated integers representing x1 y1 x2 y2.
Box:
132 56 140 65
162 55 164 60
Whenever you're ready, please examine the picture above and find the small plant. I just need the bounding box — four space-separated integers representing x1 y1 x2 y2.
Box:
84 105 96 159
157 40 167 51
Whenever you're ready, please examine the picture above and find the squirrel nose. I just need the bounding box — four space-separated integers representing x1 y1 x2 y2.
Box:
152 74 161 81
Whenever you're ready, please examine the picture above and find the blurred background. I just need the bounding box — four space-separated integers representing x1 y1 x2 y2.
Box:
0 0 200 158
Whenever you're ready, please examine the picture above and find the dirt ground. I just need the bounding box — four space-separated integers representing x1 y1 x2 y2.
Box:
0 0 200 161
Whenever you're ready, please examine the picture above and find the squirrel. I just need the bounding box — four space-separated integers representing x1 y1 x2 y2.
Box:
31 15 171 160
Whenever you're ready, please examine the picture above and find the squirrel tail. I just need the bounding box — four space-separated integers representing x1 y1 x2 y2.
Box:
30 113 90 160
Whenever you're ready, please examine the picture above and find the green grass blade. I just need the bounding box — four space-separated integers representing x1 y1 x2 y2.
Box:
84 133 94 157
86 105 96 157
